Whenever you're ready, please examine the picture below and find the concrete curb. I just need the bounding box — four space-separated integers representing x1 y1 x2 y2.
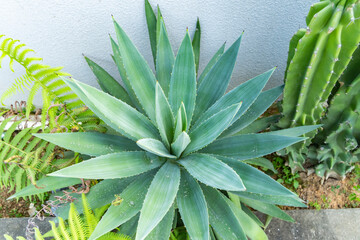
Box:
0 217 55 239
0 209 358 239
256 209 360 240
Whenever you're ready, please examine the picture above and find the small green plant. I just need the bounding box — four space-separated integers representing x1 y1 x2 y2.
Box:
330 185 340 193
273 157 300 190
309 201 322 210
10 1 320 239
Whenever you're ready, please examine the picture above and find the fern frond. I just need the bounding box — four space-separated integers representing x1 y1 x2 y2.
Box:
0 74 34 105
0 35 103 131
0 112 75 199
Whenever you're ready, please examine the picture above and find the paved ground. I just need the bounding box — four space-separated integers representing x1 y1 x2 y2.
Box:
0 209 359 239
257 209 360 240
0 217 54 239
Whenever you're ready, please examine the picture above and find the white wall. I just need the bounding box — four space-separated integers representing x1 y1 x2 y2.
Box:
0 0 314 106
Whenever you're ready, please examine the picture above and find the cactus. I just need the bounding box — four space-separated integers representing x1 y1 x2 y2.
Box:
308 74 360 179
279 0 360 171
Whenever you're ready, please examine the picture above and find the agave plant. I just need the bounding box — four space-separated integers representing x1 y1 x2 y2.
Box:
11 1 320 240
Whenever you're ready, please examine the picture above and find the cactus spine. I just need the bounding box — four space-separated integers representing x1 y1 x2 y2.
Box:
279 0 360 171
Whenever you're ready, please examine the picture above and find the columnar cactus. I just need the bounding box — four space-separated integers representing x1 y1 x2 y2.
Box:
309 74 360 179
279 0 360 171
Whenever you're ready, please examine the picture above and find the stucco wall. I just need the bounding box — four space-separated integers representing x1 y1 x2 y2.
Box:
0 0 314 106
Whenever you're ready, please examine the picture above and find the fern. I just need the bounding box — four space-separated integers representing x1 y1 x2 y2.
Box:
4 194 132 240
0 111 75 200
0 35 104 132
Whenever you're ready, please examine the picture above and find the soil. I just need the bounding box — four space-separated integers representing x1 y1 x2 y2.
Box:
293 168 360 209
0 187 43 218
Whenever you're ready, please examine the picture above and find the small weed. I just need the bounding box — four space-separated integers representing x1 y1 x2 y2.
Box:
309 201 321 210
273 157 300 190
321 195 331 208
9 209 24 218
330 185 340 193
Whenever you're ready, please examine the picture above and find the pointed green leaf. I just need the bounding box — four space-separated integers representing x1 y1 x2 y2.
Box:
225 198 268 240
201 185 247 240
193 34 242 122
221 85 283 137
136 161 180 240
48 151 164 179
239 198 294 222
173 102 187 140
264 125 322 137
242 158 278 174
34 132 139 157
145 0 157 64
155 82 174 147
62 77 159 141
177 170 209 240
169 31 196 125
179 154 245 191
219 157 305 207
8 176 81 200
137 138 176 159
234 115 281 135
192 18 201 75
84 56 133 106
156 19 174 96
201 133 306 160
155 6 163 47
110 37 143 111
171 131 191 157
194 68 275 129
55 177 136 219
113 19 157 121
145 204 175 240
89 172 153 240
184 103 241 155
198 43 225 85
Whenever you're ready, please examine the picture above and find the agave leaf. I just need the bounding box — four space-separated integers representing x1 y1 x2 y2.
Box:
225 198 268 240
184 103 241 155
219 158 305 207
110 37 143 111
235 191 306 207
234 115 281 135
221 84 283 137
48 151 164 179
89 172 153 240
192 18 201 75
241 203 265 227
84 56 133 106
145 0 158 64
263 125 322 137
177 170 209 240
8 176 81 200
34 132 139 157
201 133 306 160
61 77 160 141
173 102 187 140
194 68 275 129
171 131 191 157
169 31 196 125
145 204 175 240
201 185 247 240
198 43 225 85
155 82 174 147
155 6 163 47
156 19 175 96
136 161 180 240
56 177 137 220
239 197 294 222
179 154 245 191
113 18 157 122
193 34 242 123
242 158 278 174
137 138 176 159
